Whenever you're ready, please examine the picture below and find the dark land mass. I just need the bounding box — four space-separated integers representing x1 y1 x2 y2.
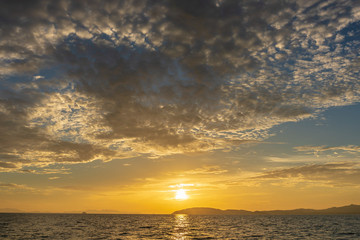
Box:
172 204 360 215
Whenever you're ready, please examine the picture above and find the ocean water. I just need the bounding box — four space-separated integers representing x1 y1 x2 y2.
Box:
1 213 360 239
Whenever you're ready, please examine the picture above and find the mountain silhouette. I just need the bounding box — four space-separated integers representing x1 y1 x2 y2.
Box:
172 204 360 215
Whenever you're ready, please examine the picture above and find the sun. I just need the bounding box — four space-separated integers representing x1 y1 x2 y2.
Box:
175 189 188 200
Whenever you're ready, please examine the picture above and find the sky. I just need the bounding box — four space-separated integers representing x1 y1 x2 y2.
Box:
0 0 360 214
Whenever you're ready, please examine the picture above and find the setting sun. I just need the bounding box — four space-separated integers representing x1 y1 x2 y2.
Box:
175 189 188 200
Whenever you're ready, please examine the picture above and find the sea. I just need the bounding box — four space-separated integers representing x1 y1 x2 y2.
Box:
1 213 360 239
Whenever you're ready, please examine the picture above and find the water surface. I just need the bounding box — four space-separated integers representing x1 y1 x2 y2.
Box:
1 213 359 239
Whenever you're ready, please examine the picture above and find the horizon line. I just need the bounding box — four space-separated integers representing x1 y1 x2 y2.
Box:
2 203 359 215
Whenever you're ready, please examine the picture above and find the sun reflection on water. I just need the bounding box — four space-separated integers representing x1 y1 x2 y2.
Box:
172 214 189 240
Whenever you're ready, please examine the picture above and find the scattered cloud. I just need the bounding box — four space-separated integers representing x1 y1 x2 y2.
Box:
175 165 228 176
294 145 360 153
0 162 18 169
57 185 94 191
0 0 360 171
48 176 60 180
254 162 360 187
20 167 71 175
0 183 34 190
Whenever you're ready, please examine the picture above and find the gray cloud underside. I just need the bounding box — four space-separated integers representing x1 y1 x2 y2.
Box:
294 145 360 153
0 0 360 169
255 162 360 186
0 182 33 190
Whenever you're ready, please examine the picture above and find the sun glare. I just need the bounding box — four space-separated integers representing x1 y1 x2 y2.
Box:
175 189 188 200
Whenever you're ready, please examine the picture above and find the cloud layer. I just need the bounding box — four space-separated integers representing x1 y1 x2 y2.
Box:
255 162 360 187
1 0 360 170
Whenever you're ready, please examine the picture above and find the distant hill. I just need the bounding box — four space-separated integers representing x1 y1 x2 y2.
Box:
172 204 360 215
0 208 24 213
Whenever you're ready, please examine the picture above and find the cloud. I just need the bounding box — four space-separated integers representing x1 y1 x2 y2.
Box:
0 162 17 169
0 0 360 170
294 145 360 158
175 165 228 176
0 183 34 190
295 145 360 153
254 162 360 187
58 185 93 191
48 176 60 180
20 167 71 175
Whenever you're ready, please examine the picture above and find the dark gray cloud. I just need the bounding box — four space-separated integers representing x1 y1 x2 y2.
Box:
0 0 360 170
